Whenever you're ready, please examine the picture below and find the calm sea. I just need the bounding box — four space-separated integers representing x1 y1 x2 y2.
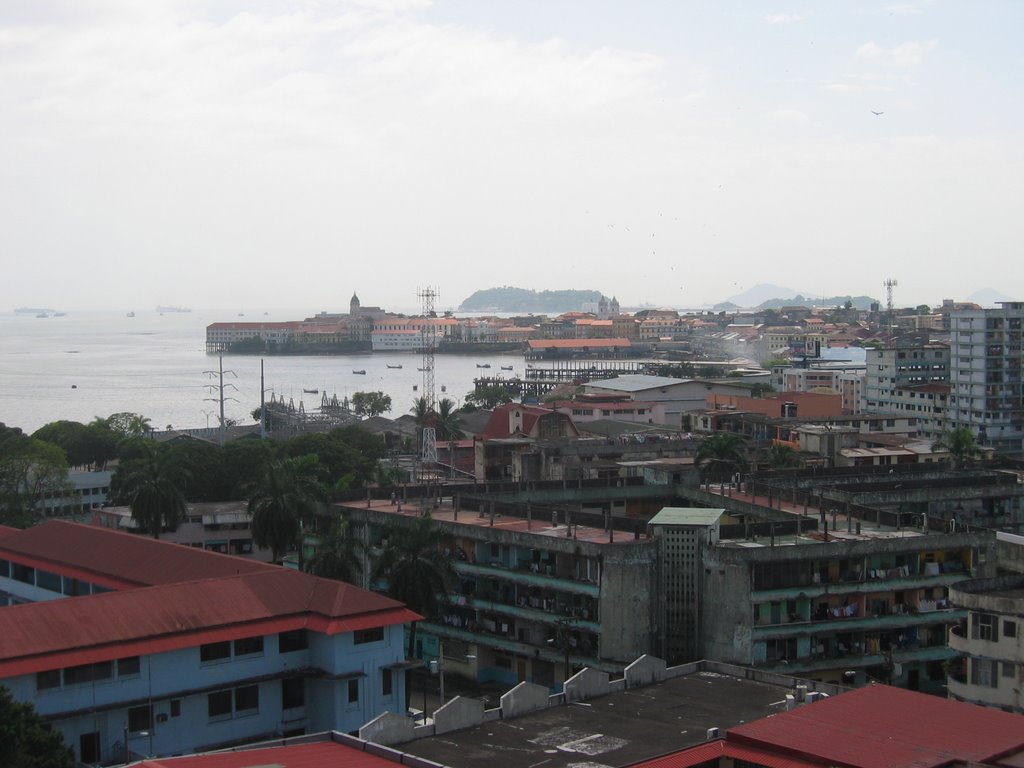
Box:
0 310 524 434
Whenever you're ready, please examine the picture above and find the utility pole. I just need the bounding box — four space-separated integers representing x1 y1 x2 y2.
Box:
203 355 238 446
259 358 267 439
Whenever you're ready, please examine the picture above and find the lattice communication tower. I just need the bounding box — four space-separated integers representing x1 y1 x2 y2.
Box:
417 287 438 466
884 278 898 326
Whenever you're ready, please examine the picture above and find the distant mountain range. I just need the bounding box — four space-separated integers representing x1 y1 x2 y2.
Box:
966 288 1018 306
459 287 604 313
713 285 878 311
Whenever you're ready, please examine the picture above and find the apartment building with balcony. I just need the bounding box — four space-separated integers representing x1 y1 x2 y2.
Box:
947 574 1024 713
862 343 950 414
949 302 1024 453
343 502 659 690
700 525 996 693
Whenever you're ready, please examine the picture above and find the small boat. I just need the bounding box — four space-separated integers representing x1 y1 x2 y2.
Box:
441 385 446 392
71 384 77 389
476 363 491 369
303 388 319 394
126 311 135 318
386 364 403 369
501 365 513 371
353 370 366 375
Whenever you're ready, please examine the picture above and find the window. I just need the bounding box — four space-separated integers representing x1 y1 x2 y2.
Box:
234 684 259 715
1002 662 1016 679
347 679 359 704
278 629 308 653
170 699 181 718
382 668 393 697
36 569 61 592
971 659 998 688
282 677 305 710
128 705 152 733
118 657 140 677
1004 620 1017 638
233 636 264 657
354 627 385 645
63 661 112 686
200 641 231 663
208 690 233 720
36 669 61 691
971 612 999 642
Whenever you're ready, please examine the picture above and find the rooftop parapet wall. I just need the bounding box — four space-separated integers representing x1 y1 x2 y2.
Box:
360 657 847 747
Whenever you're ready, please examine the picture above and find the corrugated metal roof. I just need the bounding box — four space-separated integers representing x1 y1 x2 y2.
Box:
648 507 724 527
585 375 691 392
631 739 820 768
728 684 1024 768
134 740 407 768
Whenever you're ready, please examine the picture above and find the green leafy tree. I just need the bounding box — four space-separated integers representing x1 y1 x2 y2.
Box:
248 456 326 563
33 421 118 470
695 433 749 481
932 427 984 470
93 412 152 440
434 398 465 441
463 385 516 410
352 391 393 418
373 514 456 658
0 424 72 529
116 445 189 538
284 429 383 488
0 686 74 768
308 517 365 584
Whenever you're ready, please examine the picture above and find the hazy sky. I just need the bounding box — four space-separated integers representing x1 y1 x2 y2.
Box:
2 0 1022 314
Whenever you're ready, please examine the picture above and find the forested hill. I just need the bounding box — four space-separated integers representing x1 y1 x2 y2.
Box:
459 287 603 313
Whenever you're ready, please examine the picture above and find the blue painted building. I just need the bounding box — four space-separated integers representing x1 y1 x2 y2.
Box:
0 521 418 764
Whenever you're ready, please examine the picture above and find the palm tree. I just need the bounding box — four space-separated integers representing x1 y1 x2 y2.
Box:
247 456 326 564
932 427 984 470
118 446 188 538
695 433 749 482
373 514 456 658
434 398 464 441
765 444 803 469
308 517 365 585
412 397 464 442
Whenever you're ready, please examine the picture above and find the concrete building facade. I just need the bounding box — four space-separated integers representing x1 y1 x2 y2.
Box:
949 301 1024 452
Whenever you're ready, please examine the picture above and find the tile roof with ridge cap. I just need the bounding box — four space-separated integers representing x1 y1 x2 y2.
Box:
0 565 420 677
0 520 276 589
726 683 1024 768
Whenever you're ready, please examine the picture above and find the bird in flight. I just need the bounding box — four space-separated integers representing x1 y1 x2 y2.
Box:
871 110 884 116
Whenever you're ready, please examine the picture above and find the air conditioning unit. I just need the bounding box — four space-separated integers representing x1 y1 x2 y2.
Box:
706 727 720 740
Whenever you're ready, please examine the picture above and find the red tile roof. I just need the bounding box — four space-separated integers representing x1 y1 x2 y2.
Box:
0 568 419 676
480 402 578 439
134 740 403 768
728 684 1024 768
633 739 819 768
0 520 275 589
206 322 303 331
0 521 420 675
527 338 631 349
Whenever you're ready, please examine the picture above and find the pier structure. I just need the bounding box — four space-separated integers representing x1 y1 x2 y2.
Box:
474 360 678 398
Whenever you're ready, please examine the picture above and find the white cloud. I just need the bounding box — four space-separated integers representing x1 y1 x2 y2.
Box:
765 13 806 24
855 39 937 67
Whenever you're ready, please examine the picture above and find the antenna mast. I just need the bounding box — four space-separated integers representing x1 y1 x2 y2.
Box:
417 287 438 468
884 278 898 327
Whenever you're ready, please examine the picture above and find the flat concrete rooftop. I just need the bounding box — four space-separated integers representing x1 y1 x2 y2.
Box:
338 499 640 544
398 670 798 768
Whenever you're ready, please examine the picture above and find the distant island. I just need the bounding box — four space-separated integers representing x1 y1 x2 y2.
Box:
14 307 57 315
713 291 878 312
459 287 603 313
156 305 192 313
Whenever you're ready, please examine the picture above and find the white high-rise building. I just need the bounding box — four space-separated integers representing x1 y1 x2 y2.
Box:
949 302 1024 453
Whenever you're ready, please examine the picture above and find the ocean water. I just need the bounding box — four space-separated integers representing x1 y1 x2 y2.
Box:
0 310 523 434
